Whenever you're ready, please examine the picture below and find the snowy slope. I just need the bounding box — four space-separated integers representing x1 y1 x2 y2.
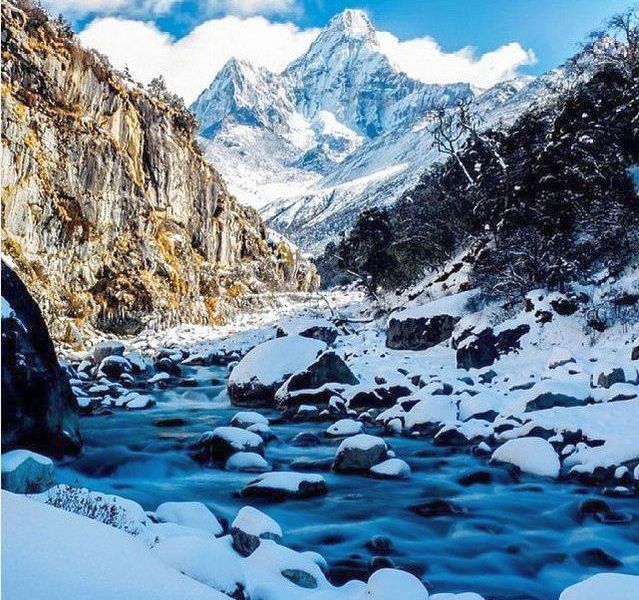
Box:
192 9 552 251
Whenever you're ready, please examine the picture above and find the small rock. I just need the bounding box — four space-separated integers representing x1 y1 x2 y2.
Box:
575 548 622 568
332 434 387 473
225 452 271 473
231 505 281 556
281 568 318 589
240 472 328 500
290 431 322 447
369 458 411 480
326 419 363 437
366 535 393 555
410 499 465 518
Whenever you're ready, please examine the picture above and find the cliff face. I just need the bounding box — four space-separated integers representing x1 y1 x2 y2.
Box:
1 0 318 344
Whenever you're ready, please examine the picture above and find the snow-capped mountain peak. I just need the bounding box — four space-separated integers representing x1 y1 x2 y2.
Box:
324 9 377 42
191 56 296 136
191 8 550 251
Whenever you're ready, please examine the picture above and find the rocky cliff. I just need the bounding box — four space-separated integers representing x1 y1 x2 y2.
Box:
1 0 318 345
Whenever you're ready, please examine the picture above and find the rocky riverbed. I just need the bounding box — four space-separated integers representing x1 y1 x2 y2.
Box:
4 282 639 600
11 283 630 600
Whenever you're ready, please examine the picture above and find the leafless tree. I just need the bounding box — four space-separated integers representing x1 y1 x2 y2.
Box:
430 101 476 187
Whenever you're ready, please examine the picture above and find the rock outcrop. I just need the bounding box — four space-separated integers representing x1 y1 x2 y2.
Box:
1 0 317 345
1 261 82 454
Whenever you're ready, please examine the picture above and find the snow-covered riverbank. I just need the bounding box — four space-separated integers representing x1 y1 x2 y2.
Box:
5 282 639 600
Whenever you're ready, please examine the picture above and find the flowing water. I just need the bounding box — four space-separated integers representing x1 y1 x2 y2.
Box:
58 364 639 600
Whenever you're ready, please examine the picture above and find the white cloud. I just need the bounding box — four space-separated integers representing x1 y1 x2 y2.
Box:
377 31 536 89
42 0 177 17
77 11 535 106
79 16 319 104
208 0 299 17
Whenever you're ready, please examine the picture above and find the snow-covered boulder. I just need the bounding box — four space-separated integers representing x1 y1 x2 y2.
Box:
225 452 271 473
241 472 328 500
591 363 638 388
192 427 264 464
276 317 339 345
370 458 411 480
386 290 480 351
246 422 276 442
230 411 269 429
404 397 457 432
228 336 327 407
148 371 171 384
124 351 148 374
127 396 156 410
523 380 590 412
457 390 501 422
275 351 359 408
456 324 529 370
348 384 412 410
491 437 560 478
231 505 282 556
155 501 223 536
1 449 54 493
559 573 639 600
326 418 363 437
365 568 429 600
244 539 327 594
97 355 131 379
332 434 388 473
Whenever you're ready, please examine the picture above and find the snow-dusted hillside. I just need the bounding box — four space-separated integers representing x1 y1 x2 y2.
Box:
192 9 551 251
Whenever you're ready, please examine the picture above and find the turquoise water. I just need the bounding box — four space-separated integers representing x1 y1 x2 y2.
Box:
59 364 639 600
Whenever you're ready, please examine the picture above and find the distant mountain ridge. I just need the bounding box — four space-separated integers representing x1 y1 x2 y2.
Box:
192 9 549 251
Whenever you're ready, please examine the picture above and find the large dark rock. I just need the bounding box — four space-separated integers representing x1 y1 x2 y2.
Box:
1 262 81 455
386 313 460 351
348 385 412 410
275 351 357 408
456 324 530 370
286 352 358 391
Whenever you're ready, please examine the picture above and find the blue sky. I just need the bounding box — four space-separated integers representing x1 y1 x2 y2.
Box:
328 0 631 75
69 0 630 75
48 0 632 104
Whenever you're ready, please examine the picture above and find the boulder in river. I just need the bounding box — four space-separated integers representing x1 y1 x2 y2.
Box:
275 351 358 408
228 336 327 407
192 426 264 464
332 434 388 473
240 472 328 500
